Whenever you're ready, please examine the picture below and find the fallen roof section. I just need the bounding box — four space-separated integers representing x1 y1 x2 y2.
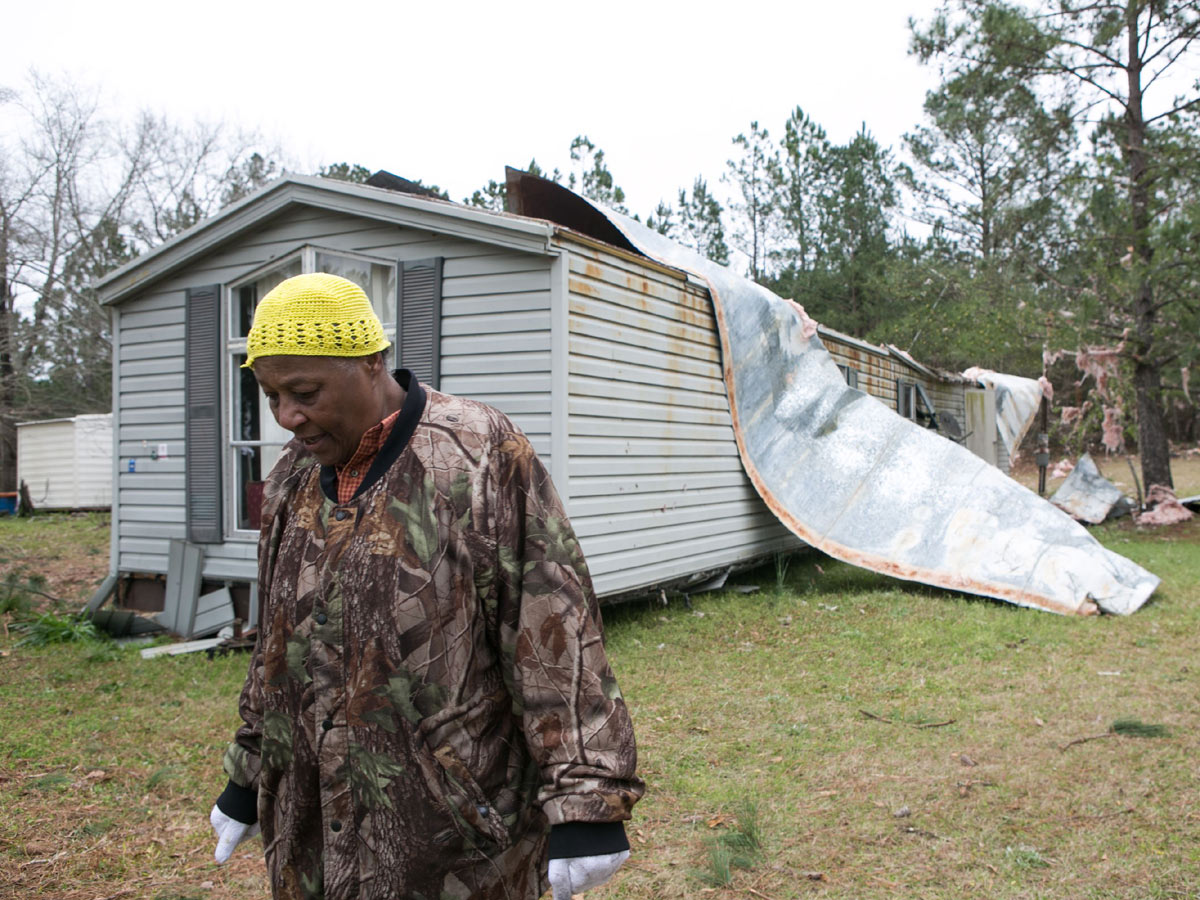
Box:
1050 453 1134 524
513 179 1159 615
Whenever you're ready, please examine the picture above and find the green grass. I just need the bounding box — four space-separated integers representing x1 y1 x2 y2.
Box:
1 513 1197 898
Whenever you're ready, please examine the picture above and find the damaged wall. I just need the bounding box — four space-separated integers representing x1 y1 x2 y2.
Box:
538 187 1160 616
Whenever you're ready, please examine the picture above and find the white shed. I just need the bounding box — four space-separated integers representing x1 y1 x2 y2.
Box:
16 413 113 510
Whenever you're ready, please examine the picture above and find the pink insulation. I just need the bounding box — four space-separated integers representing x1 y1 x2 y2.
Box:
1075 343 1125 401
1049 458 1075 478
1135 485 1195 526
788 300 819 340
1101 407 1123 453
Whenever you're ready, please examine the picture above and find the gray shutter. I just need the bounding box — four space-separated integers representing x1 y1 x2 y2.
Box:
397 257 443 388
896 380 913 418
185 284 223 543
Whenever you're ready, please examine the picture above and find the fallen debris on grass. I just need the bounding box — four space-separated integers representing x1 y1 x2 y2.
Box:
1050 453 1134 524
1135 485 1195 526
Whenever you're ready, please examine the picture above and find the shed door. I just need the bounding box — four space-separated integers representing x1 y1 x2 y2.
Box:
964 387 997 467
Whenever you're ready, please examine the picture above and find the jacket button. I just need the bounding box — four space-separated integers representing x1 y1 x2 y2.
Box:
334 509 349 521
330 820 342 832
315 613 327 625
322 718 333 731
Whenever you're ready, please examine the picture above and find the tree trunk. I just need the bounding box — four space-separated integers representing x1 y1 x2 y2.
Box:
1134 358 1173 489
0 280 16 494
1125 3 1173 492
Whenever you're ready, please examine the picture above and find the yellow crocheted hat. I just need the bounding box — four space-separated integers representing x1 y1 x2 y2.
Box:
243 273 391 368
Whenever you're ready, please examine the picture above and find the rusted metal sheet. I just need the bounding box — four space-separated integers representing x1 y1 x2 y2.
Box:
1050 453 1134 524
570 203 1157 615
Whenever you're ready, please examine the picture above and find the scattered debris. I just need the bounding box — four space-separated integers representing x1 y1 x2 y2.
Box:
1135 484 1194 526
1074 342 1126 401
962 367 1045 459
1050 453 1134 524
1060 717 1169 750
1101 407 1124 453
1049 457 1075 478
1110 717 1169 738
859 710 956 728
139 637 224 659
902 825 946 841
957 779 996 796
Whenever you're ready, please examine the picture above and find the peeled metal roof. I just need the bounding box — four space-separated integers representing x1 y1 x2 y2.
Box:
517 179 1159 615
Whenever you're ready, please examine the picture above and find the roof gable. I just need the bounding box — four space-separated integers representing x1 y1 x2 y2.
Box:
97 175 554 305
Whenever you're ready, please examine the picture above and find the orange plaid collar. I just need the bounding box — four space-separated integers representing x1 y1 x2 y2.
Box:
335 409 402 504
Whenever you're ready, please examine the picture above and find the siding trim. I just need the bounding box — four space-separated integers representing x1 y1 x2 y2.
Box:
549 250 570 506
109 307 122 571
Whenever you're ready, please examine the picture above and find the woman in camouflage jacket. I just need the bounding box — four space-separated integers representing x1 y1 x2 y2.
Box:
209 274 642 899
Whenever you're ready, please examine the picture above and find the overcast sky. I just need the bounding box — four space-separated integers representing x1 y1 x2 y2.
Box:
6 0 947 217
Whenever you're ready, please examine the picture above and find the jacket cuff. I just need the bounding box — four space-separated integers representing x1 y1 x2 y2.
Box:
547 821 629 859
216 779 258 825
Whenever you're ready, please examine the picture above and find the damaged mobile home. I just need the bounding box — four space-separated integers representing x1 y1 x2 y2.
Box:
93 170 1156 633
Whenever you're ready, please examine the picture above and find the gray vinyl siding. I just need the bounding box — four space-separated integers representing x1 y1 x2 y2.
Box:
437 253 553 460
557 237 797 597
115 287 189 575
922 379 968 438
112 205 553 583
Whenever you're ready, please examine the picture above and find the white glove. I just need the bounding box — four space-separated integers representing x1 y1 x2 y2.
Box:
210 804 260 864
548 850 630 899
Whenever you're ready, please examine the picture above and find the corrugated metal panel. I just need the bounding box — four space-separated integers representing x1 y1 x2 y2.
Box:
560 237 798 597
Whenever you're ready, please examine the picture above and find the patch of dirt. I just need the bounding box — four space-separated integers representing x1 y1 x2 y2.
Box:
1 514 111 611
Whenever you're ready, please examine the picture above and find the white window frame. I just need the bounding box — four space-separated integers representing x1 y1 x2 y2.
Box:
223 245 398 538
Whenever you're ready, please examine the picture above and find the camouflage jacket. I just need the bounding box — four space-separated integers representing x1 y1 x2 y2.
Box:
222 374 643 899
